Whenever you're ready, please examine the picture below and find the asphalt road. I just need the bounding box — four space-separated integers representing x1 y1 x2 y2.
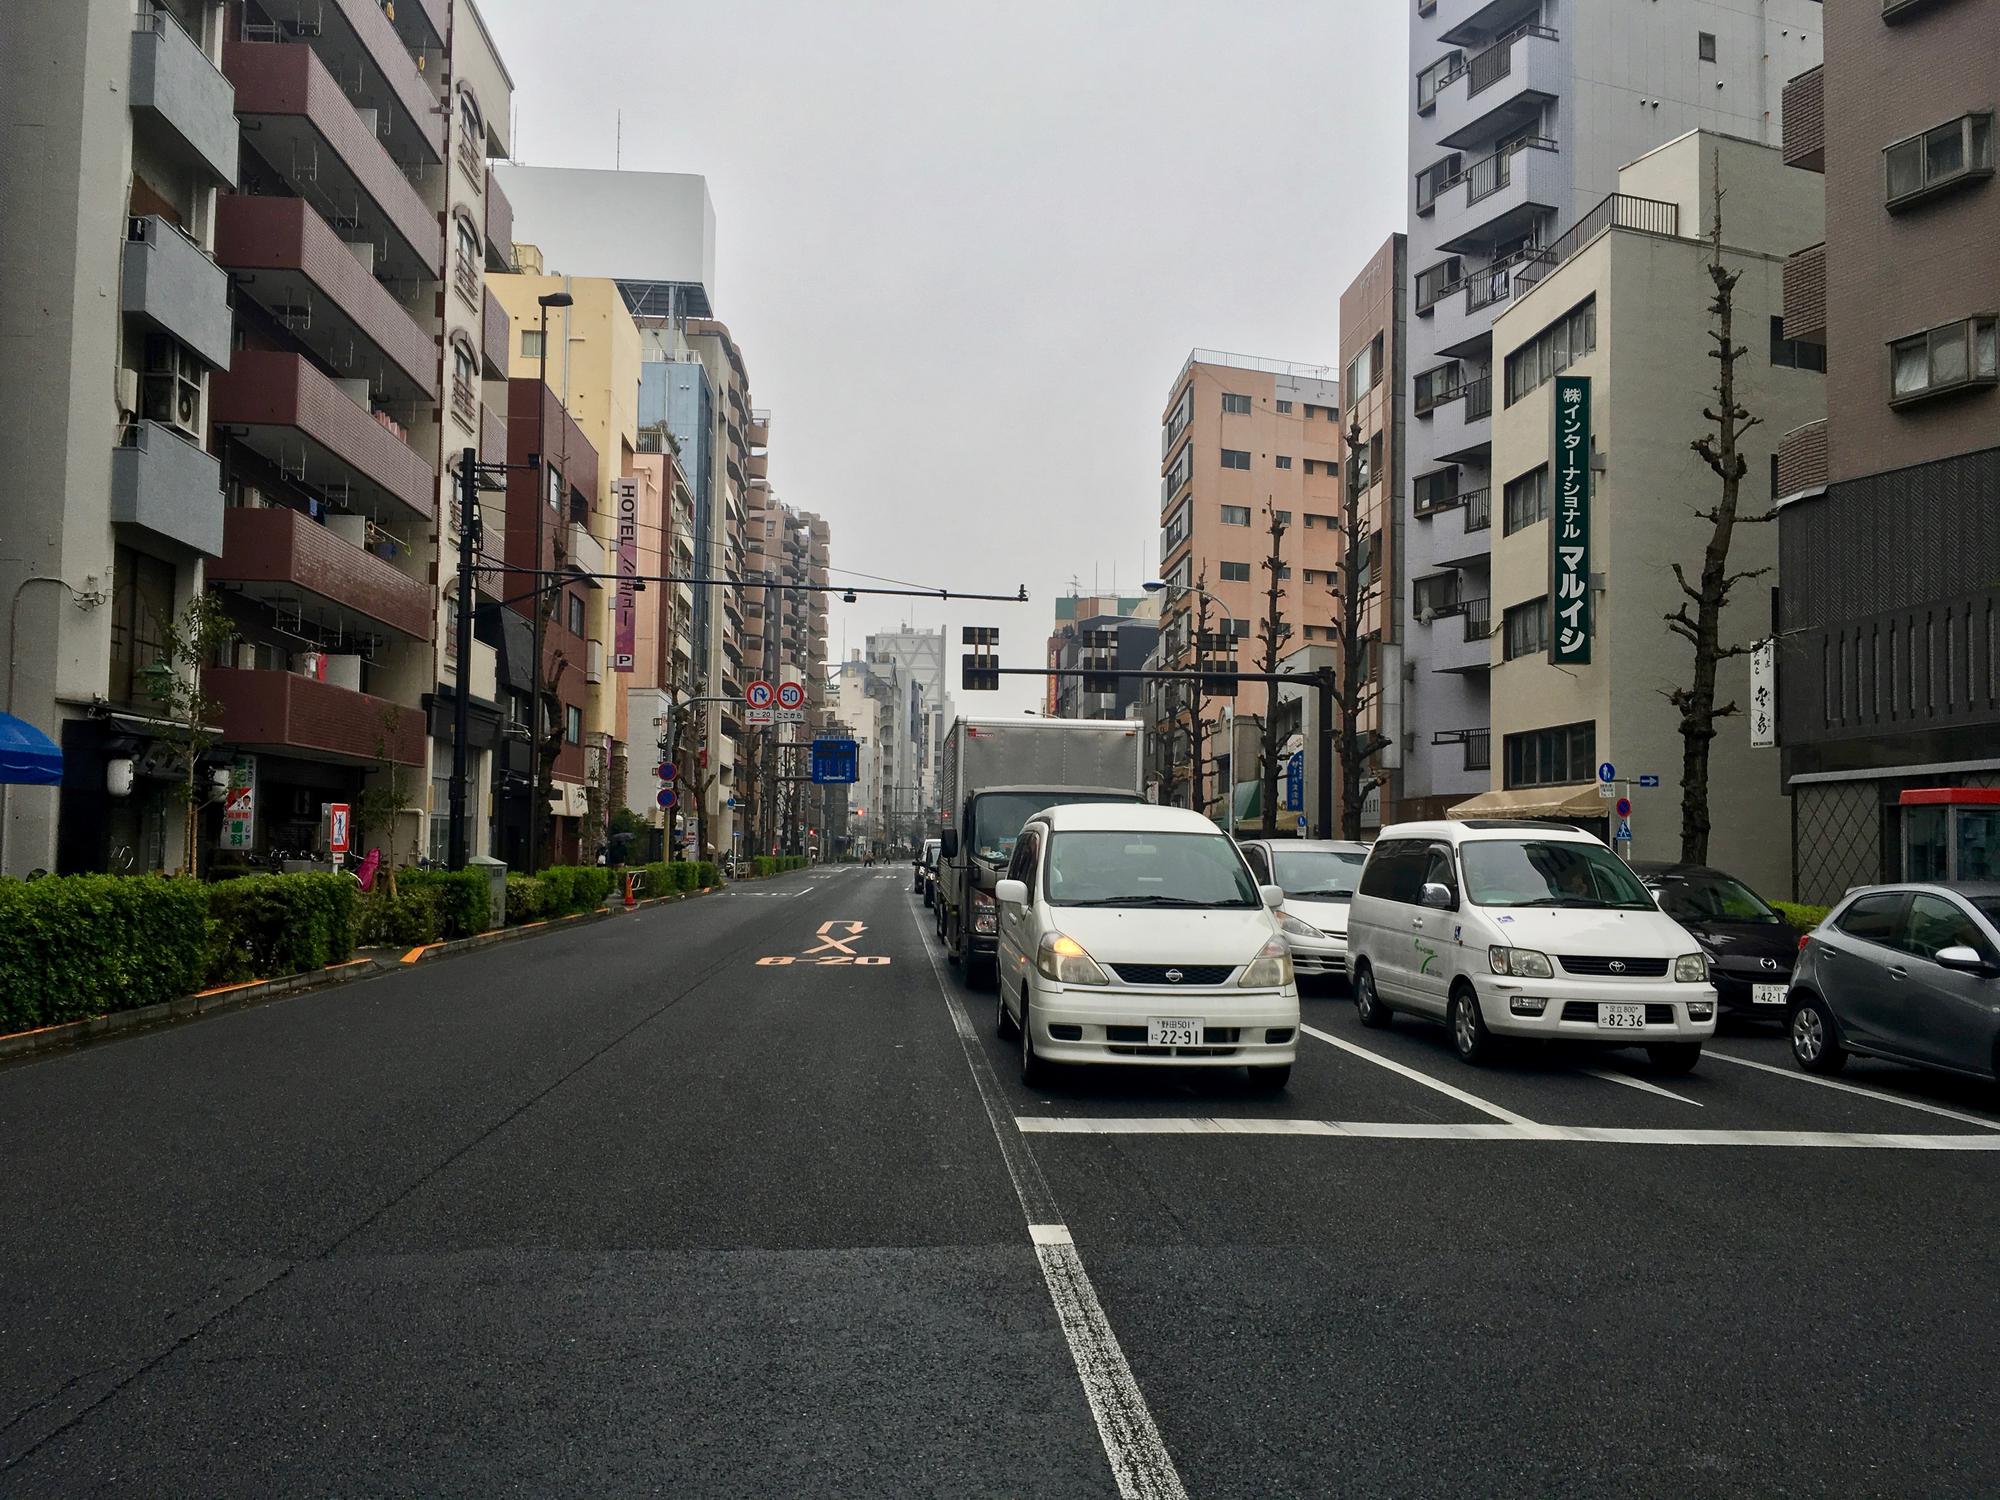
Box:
3 866 1997 1497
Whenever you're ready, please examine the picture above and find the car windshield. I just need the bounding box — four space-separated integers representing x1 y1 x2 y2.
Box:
969 791 1135 866
1461 839 1656 909
1269 848 1366 901
1045 831 1260 908
1651 873 1782 924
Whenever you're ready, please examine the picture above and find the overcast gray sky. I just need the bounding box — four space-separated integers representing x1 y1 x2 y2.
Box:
478 0 1408 714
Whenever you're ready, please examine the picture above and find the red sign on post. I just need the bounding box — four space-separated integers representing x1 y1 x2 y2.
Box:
777 681 805 710
326 802 352 856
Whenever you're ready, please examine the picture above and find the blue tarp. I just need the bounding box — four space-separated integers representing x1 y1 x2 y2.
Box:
0 712 62 786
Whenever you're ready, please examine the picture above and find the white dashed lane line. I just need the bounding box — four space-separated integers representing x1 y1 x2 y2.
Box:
1298 1023 1534 1126
1579 1066 1703 1106
1014 1117 2000 1150
1704 1047 2000 1131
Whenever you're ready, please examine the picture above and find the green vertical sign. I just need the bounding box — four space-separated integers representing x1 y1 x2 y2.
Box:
1549 374 1591 665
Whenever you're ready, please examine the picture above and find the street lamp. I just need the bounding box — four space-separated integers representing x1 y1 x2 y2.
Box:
526 289 573 876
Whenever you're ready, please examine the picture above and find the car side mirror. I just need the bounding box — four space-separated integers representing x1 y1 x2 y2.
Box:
940 830 959 859
995 878 1028 907
1934 945 1991 974
1420 881 1456 911
1259 884 1285 910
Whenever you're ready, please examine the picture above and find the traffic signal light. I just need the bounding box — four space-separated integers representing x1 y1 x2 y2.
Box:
1201 667 1240 697
961 626 999 646
962 652 1000 691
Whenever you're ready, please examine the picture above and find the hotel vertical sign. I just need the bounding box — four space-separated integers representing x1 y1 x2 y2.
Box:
1550 374 1592 665
613 475 639 672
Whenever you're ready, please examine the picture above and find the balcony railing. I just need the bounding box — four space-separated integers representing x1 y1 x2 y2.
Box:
1414 366 1463 415
1464 378 1493 421
1465 265 1514 312
1415 153 1463 214
1464 488 1493 531
211 505 432 640
205 667 426 766
1461 599 1492 641
1468 23 1558 96
1460 136 1551 202
1415 256 1464 313
1781 65 1825 172
1515 192 1680 290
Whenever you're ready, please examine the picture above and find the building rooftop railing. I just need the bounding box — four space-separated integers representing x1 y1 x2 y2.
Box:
1180 348 1334 382
1514 191 1681 290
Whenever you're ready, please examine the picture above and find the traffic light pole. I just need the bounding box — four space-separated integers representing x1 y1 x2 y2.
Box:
973 664 1339 840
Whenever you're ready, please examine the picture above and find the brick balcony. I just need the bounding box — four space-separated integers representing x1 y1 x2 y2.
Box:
210 506 433 640
216 195 437 402
211 349 437 522
1783 243 1827 345
1777 419 1829 498
1782 67 1824 172
315 0 443 165
224 39 439 276
206 667 426 766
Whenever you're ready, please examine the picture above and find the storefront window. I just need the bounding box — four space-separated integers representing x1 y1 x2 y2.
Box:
1906 805 1949 881
1956 808 1999 881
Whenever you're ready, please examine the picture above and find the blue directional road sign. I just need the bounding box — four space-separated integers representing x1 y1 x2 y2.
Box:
811 737 860 785
1638 774 1661 788
1598 762 1616 784
1284 751 1305 813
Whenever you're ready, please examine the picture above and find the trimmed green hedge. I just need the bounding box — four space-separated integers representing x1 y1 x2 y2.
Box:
398 868 490 937
204 874 358 988
748 855 809 878
0 876 211 1032
357 885 443 948
536 865 615 916
505 874 550 925
636 860 715 898
1773 900 1830 932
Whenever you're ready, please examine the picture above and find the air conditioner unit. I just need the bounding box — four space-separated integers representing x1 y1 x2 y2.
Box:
142 335 202 437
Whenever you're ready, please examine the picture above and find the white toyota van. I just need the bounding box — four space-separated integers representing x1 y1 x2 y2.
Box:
1346 820 1717 1071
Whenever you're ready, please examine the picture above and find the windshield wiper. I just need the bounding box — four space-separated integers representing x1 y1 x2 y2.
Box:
1288 888 1354 900
1531 896 1617 908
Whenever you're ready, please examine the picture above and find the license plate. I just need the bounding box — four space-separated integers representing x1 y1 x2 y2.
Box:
1598 1003 1646 1030
1752 983 1789 1006
1148 1017 1202 1048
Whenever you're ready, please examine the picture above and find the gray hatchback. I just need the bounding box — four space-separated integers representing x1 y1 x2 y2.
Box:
1789 883 2000 1080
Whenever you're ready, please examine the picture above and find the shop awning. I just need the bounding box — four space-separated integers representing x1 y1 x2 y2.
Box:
0 712 62 786
1446 783 1608 820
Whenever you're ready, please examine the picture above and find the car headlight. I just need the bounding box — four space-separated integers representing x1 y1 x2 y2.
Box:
1239 936 1294 989
972 888 998 935
1035 931 1108 986
1489 946 1554 979
1674 951 1709 983
1275 910 1323 940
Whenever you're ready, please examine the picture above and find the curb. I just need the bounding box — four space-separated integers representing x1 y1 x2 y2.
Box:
0 883 730 1065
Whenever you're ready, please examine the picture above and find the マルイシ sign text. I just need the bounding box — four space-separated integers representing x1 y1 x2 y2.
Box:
1549 374 1592 665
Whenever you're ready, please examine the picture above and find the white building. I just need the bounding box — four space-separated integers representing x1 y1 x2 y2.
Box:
865 629 952 829
1398 0 1823 819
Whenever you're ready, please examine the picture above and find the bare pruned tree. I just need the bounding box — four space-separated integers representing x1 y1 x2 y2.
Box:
1330 419 1391 839
1667 159 1775 864
1256 503 1292 836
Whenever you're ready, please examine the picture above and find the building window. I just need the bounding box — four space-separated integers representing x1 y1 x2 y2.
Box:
1885 113 1994 209
1369 431 1384 479
1221 393 1252 415
1219 561 1252 583
1413 468 1460 514
1273 510 1292 526
1770 315 1826 372
1221 448 1251 470
1503 598 1550 660
1415 153 1464 214
1224 618 1251 640
522 329 544 359
109 545 176 708
565 705 583 745
1276 399 1293 414
1275 455 1293 470
1503 465 1550 534
1697 31 1716 62
1345 342 1374 397
1220 504 1251 526
1504 296 1597 406
1161 498 1192 556
568 591 586 635
1504 720 1597 789
1889 316 1998 404
1412 572 1460 617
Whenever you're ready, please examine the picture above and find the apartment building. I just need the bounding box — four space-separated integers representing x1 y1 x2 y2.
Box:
0 0 522 876
738 481 832 855
1468 131 1823 896
1337 233 1408 826
866 629 952 828
1044 594 1148 715
1774 2 2000 899
831 652 920 855
621 443 697 847
1401 0 1824 819
1155 351 1346 820
1051 612 1161 722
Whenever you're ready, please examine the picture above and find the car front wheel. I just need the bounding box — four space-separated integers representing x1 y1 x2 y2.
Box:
1247 1063 1291 1092
1646 1042 1702 1075
1354 964 1392 1029
996 981 1019 1041
1019 990 1050 1086
1450 988 1495 1065
1791 995 1847 1074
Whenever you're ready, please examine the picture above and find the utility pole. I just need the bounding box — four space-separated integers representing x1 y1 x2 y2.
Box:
448 447 479 869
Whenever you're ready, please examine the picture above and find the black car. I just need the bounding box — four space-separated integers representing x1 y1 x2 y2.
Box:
1634 862 1801 1018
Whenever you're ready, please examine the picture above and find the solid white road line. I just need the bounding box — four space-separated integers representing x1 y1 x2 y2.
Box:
1705 1048 2000 1131
1299 1023 1537 1126
1580 1067 1703 1106
910 906 1188 1500
1014 1116 2000 1150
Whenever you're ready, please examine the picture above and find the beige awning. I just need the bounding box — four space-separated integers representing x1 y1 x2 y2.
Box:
1446 783 1609 820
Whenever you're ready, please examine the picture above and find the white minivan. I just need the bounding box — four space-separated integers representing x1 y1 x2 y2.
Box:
1346 820 1717 1071
993 803 1300 1091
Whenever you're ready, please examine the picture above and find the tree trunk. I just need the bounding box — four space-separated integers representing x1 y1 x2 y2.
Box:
1258 505 1289 837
